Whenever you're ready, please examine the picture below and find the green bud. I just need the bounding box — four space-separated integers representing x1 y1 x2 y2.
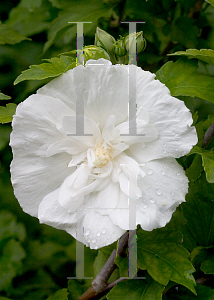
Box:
125 31 146 54
95 27 116 54
112 38 127 57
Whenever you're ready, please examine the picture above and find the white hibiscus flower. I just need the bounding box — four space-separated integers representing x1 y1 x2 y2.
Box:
10 58 197 249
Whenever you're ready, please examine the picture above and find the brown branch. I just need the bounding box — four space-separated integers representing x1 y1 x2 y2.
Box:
202 121 214 148
77 230 135 300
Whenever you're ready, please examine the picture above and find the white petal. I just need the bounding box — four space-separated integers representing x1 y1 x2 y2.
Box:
136 157 188 231
109 191 130 230
58 166 92 213
83 64 130 130
68 151 87 167
38 188 76 228
116 121 158 145
10 95 74 217
93 181 120 215
132 68 198 161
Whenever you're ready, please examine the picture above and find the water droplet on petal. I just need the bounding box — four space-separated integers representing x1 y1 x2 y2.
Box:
97 232 101 237
161 171 165 176
155 182 158 186
53 205 58 210
147 169 154 175
142 199 147 203
163 143 166 147
101 229 106 234
92 238 96 244
177 172 180 176
156 189 162 196
163 150 167 154
148 184 151 188
100 215 104 218
40 214 45 218
87 238 90 243
176 148 179 152
149 198 156 204
143 205 148 209
85 229 90 236
171 192 174 196
95 246 98 250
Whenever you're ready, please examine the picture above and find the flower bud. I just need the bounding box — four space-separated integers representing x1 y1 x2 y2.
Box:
95 27 116 54
125 31 146 54
112 38 127 57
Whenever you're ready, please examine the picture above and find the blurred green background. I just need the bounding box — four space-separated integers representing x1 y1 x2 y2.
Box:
0 0 214 299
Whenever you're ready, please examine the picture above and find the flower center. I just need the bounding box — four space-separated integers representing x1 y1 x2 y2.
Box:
93 142 112 168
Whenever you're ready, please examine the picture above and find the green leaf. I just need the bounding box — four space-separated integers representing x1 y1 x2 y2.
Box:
163 283 214 300
201 254 214 274
206 0 214 7
0 103 17 124
68 280 85 300
162 17 199 48
190 246 209 266
0 24 30 45
0 239 26 291
43 1 110 52
0 125 11 151
14 55 76 85
6 1 51 37
168 49 214 66
156 58 214 104
196 284 214 299
0 210 26 246
94 250 119 282
137 229 196 294
0 297 13 300
181 174 214 247
185 154 203 181
20 0 42 9
46 289 69 300
190 146 214 183
115 255 128 277
107 279 164 300
0 92 11 100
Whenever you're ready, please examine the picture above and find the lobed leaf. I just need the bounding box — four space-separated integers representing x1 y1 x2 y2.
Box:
137 229 196 294
168 49 214 66
107 279 164 300
14 55 76 85
156 57 214 104
0 103 17 124
181 174 214 247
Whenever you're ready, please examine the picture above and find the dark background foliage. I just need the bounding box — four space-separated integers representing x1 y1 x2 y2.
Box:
0 0 214 299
